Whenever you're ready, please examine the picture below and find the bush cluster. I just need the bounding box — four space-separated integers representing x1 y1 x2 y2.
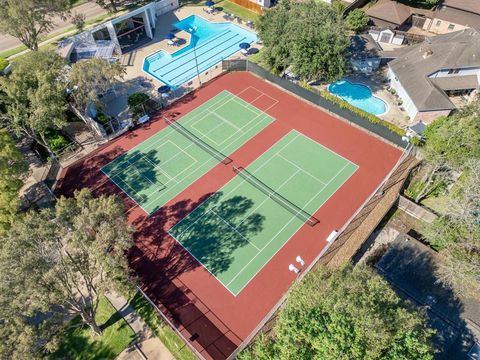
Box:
0 57 9 73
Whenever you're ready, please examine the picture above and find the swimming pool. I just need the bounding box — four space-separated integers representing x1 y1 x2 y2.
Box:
143 15 256 87
328 80 388 116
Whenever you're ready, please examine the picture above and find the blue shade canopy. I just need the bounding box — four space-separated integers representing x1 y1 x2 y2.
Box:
166 33 175 40
206 0 215 6
158 85 171 93
239 42 250 49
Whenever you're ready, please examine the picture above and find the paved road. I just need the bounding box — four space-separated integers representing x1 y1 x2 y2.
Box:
0 2 106 52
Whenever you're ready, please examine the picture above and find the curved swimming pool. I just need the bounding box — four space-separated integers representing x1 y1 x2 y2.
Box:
143 15 256 87
328 80 388 116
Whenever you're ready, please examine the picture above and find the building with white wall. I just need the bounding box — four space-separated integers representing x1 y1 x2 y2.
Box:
58 0 179 61
385 28 480 123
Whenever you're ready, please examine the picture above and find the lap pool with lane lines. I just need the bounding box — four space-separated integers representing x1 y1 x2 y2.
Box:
143 15 257 87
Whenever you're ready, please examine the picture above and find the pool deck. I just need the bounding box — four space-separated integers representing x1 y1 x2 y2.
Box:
120 7 258 90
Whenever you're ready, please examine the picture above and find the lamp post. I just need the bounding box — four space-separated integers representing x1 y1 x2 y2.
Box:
189 27 202 86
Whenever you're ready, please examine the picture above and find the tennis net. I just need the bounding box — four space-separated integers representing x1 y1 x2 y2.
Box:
164 117 233 165
233 166 319 227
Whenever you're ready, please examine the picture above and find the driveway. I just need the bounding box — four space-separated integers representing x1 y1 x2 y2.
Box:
0 2 106 52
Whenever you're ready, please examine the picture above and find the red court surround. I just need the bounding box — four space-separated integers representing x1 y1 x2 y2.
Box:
56 72 402 360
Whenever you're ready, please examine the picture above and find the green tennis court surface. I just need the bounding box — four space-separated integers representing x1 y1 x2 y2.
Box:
168 131 358 295
101 91 274 214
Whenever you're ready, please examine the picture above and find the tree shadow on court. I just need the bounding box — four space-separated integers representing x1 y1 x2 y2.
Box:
168 192 265 275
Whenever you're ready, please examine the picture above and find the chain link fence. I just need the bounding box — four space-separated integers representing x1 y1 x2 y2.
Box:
223 59 408 148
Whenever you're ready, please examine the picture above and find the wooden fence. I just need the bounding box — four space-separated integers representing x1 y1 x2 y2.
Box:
229 0 263 14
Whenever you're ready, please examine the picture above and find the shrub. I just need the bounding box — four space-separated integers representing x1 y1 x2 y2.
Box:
345 9 369 33
96 112 110 126
45 129 71 154
314 86 406 136
0 57 9 73
128 92 150 108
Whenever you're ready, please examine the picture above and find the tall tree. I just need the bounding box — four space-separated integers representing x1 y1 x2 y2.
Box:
423 160 480 299
0 129 28 234
69 58 125 113
240 264 435 360
0 189 133 358
257 0 349 82
0 0 70 51
414 103 480 203
0 50 68 156
345 9 370 34
95 0 121 13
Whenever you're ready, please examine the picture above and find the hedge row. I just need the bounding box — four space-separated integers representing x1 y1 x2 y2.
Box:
299 81 406 137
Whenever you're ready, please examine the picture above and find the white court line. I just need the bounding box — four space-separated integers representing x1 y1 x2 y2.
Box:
100 168 149 214
210 209 260 251
103 91 234 175
104 89 276 215
127 161 167 190
233 86 279 111
276 153 327 186
169 132 302 234
226 160 353 291
235 168 302 233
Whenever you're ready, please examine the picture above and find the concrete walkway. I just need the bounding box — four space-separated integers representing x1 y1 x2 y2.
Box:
105 292 175 360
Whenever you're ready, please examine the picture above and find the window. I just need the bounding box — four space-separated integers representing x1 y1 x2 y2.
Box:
436 20 441 26
448 24 455 30
447 69 460 74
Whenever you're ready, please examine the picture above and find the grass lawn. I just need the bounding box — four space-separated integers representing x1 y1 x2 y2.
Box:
53 296 136 360
129 292 197 360
215 0 260 22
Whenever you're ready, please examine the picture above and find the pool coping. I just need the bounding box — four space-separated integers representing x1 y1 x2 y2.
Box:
142 14 257 87
327 79 390 117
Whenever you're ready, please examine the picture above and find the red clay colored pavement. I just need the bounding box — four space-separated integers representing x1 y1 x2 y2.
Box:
55 72 402 360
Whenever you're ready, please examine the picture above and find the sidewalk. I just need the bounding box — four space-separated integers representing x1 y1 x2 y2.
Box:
105 292 175 360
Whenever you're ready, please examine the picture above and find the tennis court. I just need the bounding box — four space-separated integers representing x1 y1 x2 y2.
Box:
168 131 358 295
101 90 274 214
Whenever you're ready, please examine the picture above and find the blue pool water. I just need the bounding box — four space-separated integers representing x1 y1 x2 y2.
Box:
328 80 388 116
143 15 257 87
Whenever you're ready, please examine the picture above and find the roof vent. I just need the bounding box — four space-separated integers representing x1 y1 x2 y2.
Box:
423 49 433 59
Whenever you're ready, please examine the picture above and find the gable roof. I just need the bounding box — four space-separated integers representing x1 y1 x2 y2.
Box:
442 0 480 14
388 28 480 111
434 4 480 27
366 0 412 26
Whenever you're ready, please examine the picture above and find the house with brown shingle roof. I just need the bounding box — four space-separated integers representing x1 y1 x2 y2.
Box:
385 28 480 123
426 0 480 34
366 0 413 29
366 0 480 34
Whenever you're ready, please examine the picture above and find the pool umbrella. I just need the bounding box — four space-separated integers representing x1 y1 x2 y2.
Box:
166 33 175 40
158 85 171 94
206 0 215 6
239 42 250 50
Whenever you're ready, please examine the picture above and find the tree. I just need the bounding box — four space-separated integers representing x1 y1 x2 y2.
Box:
346 9 369 33
95 0 121 12
71 12 86 33
423 160 480 299
0 0 70 51
0 130 28 234
0 189 133 358
240 264 435 360
69 58 125 113
414 104 480 203
0 50 68 156
257 0 349 82
289 1 349 82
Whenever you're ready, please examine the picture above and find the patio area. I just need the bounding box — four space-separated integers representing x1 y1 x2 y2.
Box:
119 6 259 90
345 70 410 128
